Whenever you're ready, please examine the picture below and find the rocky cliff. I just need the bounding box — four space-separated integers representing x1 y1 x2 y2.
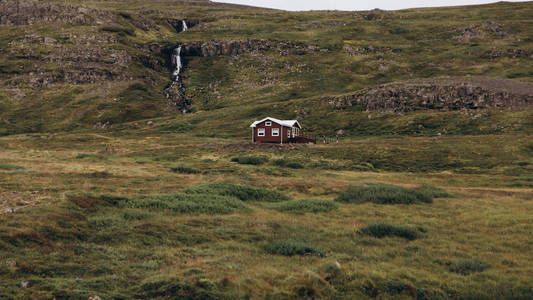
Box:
0 0 115 25
322 78 533 112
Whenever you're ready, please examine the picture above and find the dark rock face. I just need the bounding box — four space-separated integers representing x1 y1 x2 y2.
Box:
0 0 115 26
182 40 328 57
322 78 533 112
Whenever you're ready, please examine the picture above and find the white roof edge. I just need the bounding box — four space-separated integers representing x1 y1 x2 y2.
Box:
250 117 301 128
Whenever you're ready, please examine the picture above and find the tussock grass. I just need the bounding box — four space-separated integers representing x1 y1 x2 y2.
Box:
273 159 304 169
169 166 201 174
273 199 337 214
449 258 490 275
266 239 323 256
122 211 159 220
335 184 433 205
417 184 455 198
0 164 24 170
88 215 124 228
140 275 222 299
359 223 424 240
184 182 289 202
231 155 269 165
133 193 248 215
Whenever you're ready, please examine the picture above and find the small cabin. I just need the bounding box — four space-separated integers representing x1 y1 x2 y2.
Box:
250 117 303 144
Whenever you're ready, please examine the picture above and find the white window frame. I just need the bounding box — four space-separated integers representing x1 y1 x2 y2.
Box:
287 129 291 138
272 128 279 136
265 121 272 126
258 128 265 136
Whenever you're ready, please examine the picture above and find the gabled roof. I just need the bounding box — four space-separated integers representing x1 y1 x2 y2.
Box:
250 117 302 129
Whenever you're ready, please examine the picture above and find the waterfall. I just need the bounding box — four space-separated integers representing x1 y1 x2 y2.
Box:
171 46 183 81
162 20 191 113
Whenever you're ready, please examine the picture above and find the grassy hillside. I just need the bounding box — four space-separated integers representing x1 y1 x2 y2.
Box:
1 1 533 299
1 0 533 136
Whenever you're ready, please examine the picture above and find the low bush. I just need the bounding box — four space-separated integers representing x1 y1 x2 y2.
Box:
132 193 247 214
273 159 304 169
0 164 24 170
359 223 424 240
169 166 201 174
184 182 289 202
266 239 323 256
335 184 433 205
274 199 337 214
417 184 454 198
449 258 490 275
231 155 269 165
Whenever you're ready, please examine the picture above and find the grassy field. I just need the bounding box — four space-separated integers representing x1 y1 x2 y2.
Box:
1 132 532 298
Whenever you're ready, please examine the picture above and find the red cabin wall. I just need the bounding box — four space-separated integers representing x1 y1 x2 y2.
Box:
253 121 287 143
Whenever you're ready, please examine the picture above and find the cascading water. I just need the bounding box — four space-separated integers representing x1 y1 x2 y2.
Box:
171 46 183 81
163 20 191 113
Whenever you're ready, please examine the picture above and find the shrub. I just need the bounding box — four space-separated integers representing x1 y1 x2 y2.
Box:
274 199 337 214
449 258 490 275
266 239 323 256
335 184 433 205
273 159 304 169
132 193 247 214
183 182 289 202
169 166 201 174
231 155 269 165
359 223 424 240
0 164 24 170
417 184 454 198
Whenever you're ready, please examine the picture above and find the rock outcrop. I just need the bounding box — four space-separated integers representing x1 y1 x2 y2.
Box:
455 21 508 42
182 39 328 57
322 78 533 112
0 0 115 25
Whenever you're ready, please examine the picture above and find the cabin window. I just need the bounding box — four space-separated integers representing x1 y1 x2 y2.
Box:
288 130 291 138
258 128 265 136
272 128 279 136
265 121 272 126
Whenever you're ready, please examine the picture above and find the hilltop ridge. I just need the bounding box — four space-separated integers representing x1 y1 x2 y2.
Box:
0 0 532 136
